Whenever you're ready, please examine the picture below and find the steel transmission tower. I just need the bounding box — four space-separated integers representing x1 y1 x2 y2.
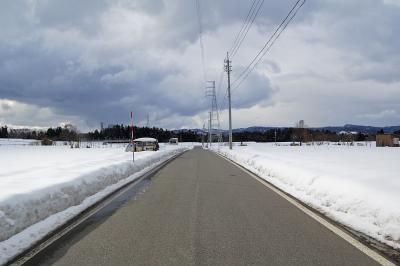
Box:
205 81 222 147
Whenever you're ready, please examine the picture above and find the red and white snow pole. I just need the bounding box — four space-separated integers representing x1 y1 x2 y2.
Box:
131 111 134 162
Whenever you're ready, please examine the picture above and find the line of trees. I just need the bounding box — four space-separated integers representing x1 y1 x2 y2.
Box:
0 124 201 142
0 126 8 138
0 126 79 141
0 124 382 143
231 128 370 143
87 125 201 142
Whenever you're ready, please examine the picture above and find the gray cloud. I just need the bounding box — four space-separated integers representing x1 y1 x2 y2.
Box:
0 0 399 130
1 102 11 111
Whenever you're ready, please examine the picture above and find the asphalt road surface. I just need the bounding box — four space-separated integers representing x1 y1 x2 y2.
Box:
27 148 382 266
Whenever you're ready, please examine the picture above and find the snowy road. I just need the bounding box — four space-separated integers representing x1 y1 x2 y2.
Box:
22 148 387 265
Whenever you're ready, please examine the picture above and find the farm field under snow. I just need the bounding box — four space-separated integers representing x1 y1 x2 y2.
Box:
0 138 40 146
0 142 192 264
213 142 400 250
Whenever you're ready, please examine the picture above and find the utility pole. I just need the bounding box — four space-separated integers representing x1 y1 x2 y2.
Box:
208 112 212 148
224 52 233 150
146 113 150 128
130 111 134 162
275 130 277 145
202 123 205 148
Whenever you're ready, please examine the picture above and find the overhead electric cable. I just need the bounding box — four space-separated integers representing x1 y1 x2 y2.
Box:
216 68 225 104
218 0 263 114
228 0 257 56
231 0 306 91
195 0 207 82
232 0 303 86
230 0 265 59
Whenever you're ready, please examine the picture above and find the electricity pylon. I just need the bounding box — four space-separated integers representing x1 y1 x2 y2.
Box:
206 81 222 147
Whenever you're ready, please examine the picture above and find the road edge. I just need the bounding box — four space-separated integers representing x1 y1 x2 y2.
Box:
5 149 189 266
214 151 398 266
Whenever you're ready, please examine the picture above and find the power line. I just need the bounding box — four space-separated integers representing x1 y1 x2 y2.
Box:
216 67 225 109
230 0 265 59
218 0 265 132
195 0 225 145
232 0 304 87
195 0 207 82
228 0 257 56
230 0 261 57
232 0 306 92
216 0 263 131
232 0 305 90
217 0 262 117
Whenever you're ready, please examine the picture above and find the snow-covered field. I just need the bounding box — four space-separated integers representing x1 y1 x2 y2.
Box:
212 142 400 250
0 138 40 146
0 142 192 264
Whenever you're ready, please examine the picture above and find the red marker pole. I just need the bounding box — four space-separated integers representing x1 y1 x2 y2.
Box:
131 111 134 162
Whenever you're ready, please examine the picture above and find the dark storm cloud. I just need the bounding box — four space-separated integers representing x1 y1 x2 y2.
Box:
0 39 188 126
2 0 279 128
0 0 399 129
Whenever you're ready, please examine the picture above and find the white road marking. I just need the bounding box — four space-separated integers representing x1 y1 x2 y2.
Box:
216 153 396 266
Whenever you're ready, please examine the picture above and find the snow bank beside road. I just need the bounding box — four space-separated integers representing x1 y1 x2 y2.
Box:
0 144 191 264
212 143 400 250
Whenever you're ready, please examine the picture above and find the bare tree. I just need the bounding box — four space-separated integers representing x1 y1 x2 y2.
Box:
292 120 309 145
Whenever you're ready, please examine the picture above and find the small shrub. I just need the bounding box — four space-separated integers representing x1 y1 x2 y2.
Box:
41 138 53 146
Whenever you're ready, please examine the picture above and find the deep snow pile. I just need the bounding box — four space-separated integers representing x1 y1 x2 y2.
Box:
0 143 190 264
212 142 400 249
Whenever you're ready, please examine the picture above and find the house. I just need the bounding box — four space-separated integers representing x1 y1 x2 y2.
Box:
125 137 159 152
376 134 400 147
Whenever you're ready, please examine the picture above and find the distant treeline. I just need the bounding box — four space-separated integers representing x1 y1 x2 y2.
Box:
0 126 79 141
232 128 373 143
0 125 200 142
0 127 7 138
0 124 392 143
88 126 353 143
87 125 199 142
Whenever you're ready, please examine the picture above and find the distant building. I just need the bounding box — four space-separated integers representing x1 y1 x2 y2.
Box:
169 138 179 145
376 134 400 147
126 137 159 152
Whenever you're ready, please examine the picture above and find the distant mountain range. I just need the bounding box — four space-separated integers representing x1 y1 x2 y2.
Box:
176 124 400 134
311 124 400 134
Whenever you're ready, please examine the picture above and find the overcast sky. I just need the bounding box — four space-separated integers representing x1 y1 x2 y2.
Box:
0 0 399 131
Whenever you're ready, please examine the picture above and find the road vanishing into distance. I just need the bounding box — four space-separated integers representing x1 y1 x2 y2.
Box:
23 148 385 266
